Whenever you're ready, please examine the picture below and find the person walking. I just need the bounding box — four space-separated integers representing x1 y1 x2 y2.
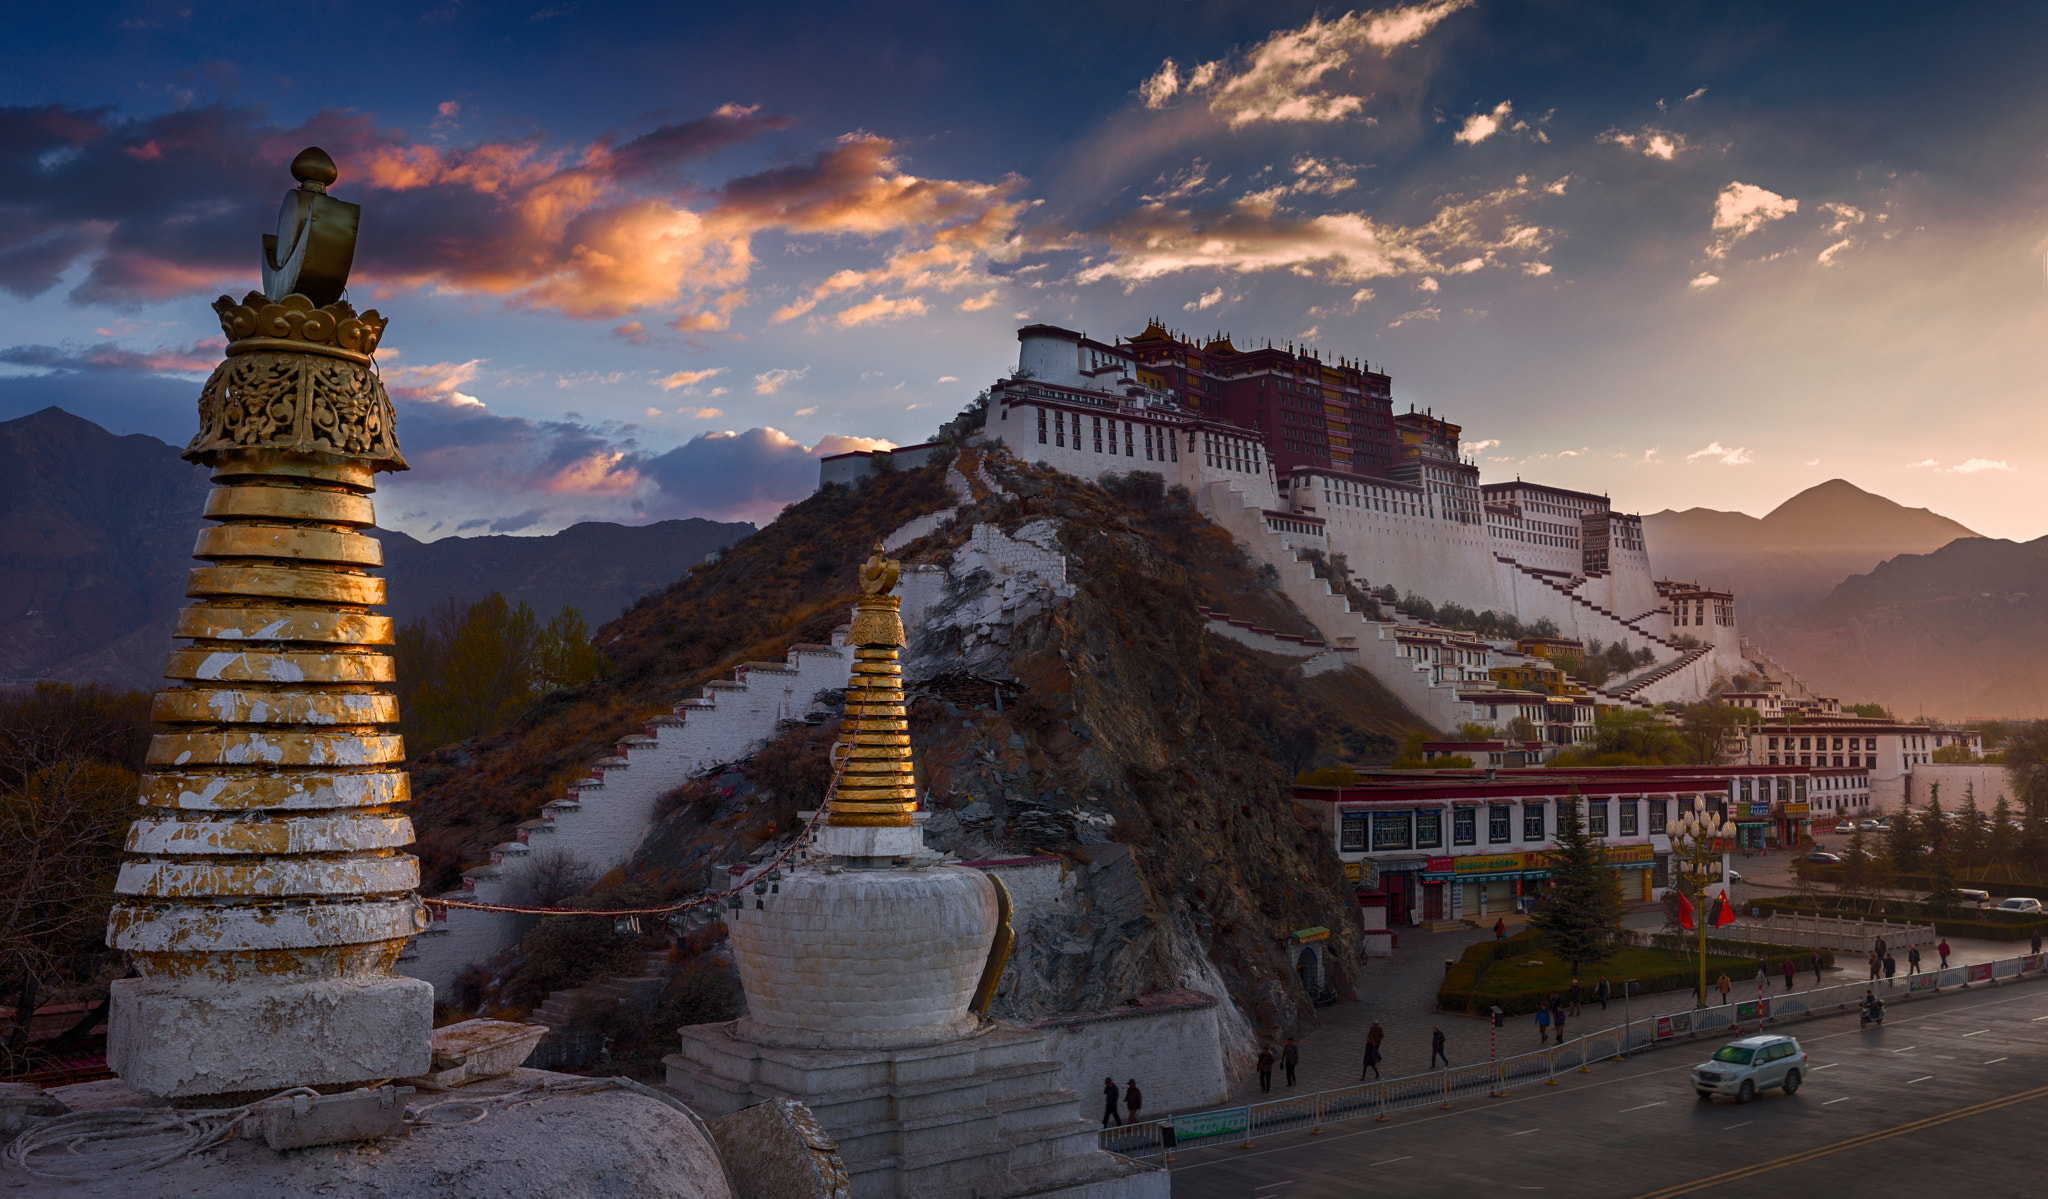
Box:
1595 976 1611 1011
1907 945 1921 976
1124 1080 1143 1125
1363 1020 1386 1079
1811 953 1825 985
1256 1045 1275 1094
1937 939 1951 968
1883 951 1898 985
1101 1077 1121 1127
1282 1038 1299 1087
1782 958 1796 991
1868 949 1881 981
1568 979 1583 1017
1875 936 1888 962
1716 972 1732 1006
1431 1026 1449 1069
1553 1007 1567 1042
1536 1006 1552 1044
1494 917 1506 940
2033 929 2043 956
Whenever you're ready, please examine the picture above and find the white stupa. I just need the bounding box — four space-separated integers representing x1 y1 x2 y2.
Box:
666 545 1164 1198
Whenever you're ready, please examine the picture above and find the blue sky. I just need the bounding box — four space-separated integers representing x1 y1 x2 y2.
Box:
2 0 2044 537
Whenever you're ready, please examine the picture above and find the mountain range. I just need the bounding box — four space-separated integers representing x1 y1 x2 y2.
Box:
1643 479 1981 619
1754 536 2048 718
0 407 753 693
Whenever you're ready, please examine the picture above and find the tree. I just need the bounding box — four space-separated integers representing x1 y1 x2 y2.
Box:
1529 617 1561 639
1530 794 1624 974
1957 789 1988 866
1886 805 1927 876
1452 722 1498 742
396 593 611 754
2002 720 2048 820
1839 827 1891 912
1505 716 1540 743
1933 742 1977 764
1847 703 1890 719
1549 708 1685 767
1988 795 2017 878
1676 702 1759 765
1923 794 1959 905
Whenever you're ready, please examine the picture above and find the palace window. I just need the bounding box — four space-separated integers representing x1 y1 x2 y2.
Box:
1093 416 1103 453
1589 802 1609 837
1453 809 1477 846
1339 814 1367 853
1522 803 1545 842
1620 801 1639 837
1037 407 1047 444
1054 410 1065 447
1488 805 1511 844
1373 812 1413 851
1415 810 1443 848
1648 800 1668 834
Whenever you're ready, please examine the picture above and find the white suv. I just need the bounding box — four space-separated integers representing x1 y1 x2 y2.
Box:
1691 1035 1807 1103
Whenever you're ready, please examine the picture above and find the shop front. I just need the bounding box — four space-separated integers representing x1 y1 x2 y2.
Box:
1426 845 1662 912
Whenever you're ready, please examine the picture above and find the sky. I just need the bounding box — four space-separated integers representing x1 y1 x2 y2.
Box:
1 0 2045 540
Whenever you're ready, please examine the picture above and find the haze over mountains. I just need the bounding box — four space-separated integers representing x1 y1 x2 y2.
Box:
0 408 753 693
1642 479 1982 619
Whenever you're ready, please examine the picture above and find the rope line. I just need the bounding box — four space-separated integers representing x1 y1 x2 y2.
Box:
424 758 848 918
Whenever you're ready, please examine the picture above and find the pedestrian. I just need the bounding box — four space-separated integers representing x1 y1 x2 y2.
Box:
1868 949 1881 981
1553 1008 1567 1041
1876 936 1888 961
1536 1006 1552 1044
1101 1077 1121 1127
1716 972 1732 1005
1907 945 1921 976
1548 989 1562 1016
1937 939 1951 969
1282 1038 1299 1087
1568 979 1583 1017
1256 1045 1275 1094
1883 951 1897 985
1494 917 1506 940
1431 1025 1449 1069
1782 958 1796 991
1363 1020 1385 1079
1595 976 1611 1011
2033 929 2043 956
1811 953 1824 984
1124 1080 1143 1124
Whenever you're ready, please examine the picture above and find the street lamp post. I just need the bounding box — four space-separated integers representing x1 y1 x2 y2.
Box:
1670 797 1736 1009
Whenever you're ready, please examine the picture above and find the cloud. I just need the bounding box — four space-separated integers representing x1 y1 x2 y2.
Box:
833 295 927 327
1136 2 1472 128
793 406 817 416
681 406 723 419
1184 286 1225 311
1805 458 1820 466
1953 459 2014 474
1708 181 1798 259
0 104 1021 330
935 375 958 383
1689 273 1720 289
1466 439 1500 454
657 366 726 391
382 357 487 408
0 338 222 376
611 321 649 345
1686 441 1753 465
1598 126 1689 160
1454 101 1513 145
957 289 1000 312
1064 176 1555 288
1907 458 1940 469
753 366 809 394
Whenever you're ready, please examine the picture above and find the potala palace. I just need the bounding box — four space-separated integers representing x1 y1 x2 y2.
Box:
832 321 1748 736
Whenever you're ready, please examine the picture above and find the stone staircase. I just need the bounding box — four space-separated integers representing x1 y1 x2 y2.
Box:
1609 643 1715 700
518 948 673 1070
1499 555 1683 654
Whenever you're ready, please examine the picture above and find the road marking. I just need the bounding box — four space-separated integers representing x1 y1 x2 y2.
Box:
1620 1102 1665 1113
1823 1098 1851 1105
1724 1122 1752 1130
1370 1156 1412 1166
1507 1128 1540 1136
2029 1014 2048 1021
1891 1046 1917 1053
1985 1057 2009 1064
1254 1184 1294 1191
1906 1076 1934 1085
1813 1063 1839 1070
1632 1082 2048 1198
1962 1029 1989 1037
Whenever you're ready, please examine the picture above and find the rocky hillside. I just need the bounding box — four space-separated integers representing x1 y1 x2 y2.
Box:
1644 478 1979 619
411 448 1428 1044
0 407 752 690
1755 535 2048 718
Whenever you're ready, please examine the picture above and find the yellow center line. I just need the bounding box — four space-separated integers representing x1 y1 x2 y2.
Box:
1632 1084 2048 1198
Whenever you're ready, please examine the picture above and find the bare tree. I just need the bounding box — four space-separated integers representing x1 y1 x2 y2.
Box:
512 846 596 908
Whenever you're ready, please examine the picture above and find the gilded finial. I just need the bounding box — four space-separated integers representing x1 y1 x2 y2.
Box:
263 146 360 307
290 146 339 192
859 541 900 596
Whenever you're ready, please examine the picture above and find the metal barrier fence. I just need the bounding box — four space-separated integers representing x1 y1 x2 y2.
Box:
1098 950 2048 1160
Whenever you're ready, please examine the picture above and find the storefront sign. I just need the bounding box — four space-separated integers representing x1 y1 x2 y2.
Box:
1522 845 1656 870
1782 802 1810 816
1453 854 1525 875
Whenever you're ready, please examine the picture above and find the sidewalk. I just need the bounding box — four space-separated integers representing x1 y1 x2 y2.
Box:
1217 901 2018 1110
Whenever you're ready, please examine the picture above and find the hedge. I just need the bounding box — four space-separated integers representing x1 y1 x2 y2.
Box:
1750 895 2048 942
1435 929 1762 1017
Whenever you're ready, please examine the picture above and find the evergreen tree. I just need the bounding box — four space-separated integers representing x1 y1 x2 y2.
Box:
1924 794 1958 905
1958 789 1987 867
1530 793 1623 973
1989 796 2016 878
1886 805 1927 877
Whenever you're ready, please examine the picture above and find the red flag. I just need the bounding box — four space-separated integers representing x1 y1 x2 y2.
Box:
1677 889 1695 930
1712 892 1737 927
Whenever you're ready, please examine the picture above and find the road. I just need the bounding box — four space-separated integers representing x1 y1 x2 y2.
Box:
1166 981 2048 1197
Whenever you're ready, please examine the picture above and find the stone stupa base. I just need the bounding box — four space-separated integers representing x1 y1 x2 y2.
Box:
665 1019 1166 1199
108 974 433 1099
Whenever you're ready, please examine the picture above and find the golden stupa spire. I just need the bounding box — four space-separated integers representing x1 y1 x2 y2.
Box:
829 542 916 829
